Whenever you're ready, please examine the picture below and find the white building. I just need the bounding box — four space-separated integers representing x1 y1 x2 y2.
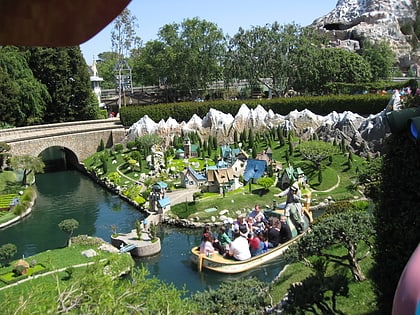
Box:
89 59 104 107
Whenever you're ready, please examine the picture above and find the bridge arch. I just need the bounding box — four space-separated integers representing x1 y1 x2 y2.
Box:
38 146 80 171
0 120 126 169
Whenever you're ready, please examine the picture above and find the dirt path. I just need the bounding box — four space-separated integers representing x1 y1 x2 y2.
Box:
311 175 341 193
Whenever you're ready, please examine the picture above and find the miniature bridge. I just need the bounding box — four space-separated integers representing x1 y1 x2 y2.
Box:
0 118 126 165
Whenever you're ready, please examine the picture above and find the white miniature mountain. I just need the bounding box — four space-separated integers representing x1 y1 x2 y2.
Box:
126 102 391 157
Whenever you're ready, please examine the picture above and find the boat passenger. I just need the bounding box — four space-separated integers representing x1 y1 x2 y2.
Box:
201 224 215 242
199 232 216 256
233 215 248 237
226 226 251 261
279 215 292 243
224 218 234 240
249 231 264 257
257 230 269 253
213 226 232 255
267 218 281 248
247 204 267 226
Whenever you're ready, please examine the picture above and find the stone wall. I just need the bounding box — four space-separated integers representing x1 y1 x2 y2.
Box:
9 129 126 161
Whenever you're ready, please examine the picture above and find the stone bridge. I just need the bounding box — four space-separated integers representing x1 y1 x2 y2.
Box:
0 118 126 167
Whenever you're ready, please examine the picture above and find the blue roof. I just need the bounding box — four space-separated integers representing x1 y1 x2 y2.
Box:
158 197 171 208
188 167 206 181
156 181 168 188
243 159 267 182
216 160 228 168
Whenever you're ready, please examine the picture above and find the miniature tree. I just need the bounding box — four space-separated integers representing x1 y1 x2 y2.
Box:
0 243 17 267
58 219 79 247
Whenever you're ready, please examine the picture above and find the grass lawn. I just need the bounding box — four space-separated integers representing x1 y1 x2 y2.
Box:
0 237 134 307
269 243 378 314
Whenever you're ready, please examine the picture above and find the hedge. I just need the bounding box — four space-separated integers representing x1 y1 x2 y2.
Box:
119 94 389 127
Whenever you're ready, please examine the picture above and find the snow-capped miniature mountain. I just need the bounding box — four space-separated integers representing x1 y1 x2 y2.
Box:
125 101 392 157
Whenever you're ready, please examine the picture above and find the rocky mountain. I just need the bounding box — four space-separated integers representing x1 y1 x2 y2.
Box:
126 100 394 158
311 0 418 70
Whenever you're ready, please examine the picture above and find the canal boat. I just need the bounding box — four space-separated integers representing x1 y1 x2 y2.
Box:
191 231 306 274
191 191 312 274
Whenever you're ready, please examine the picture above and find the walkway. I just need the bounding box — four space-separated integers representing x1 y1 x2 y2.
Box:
312 175 341 193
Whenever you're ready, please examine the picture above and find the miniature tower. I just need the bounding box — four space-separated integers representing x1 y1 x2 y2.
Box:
183 136 192 158
89 58 104 107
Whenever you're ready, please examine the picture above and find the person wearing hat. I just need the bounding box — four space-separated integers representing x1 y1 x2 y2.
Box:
278 182 305 234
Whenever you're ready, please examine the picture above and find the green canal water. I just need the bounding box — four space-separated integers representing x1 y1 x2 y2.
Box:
0 170 286 293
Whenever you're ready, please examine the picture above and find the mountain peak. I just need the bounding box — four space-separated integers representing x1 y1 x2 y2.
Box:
312 0 418 70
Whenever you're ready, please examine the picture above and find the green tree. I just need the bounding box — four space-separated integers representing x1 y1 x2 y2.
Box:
135 134 162 156
361 40 396 81
287 211 374 281
291 46 372 94
58 219 79 247
192 277 268 314
149 18 225 98
257 177 274 192
298 141 339 171
28 47 97 123
0 46 50 126
0 243 17 266
8 155 45 185
1 263 199 314
96 51 121 89
356 157 382 200
226 22 305 96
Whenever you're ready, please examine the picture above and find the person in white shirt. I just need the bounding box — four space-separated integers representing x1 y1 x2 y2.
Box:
227 226 251 261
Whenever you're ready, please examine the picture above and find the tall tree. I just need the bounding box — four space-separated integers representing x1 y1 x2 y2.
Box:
111 8 141 58
0 46 49 126
225 23 318 97
144 18 225 99
360 40 396 81
27 47 98 123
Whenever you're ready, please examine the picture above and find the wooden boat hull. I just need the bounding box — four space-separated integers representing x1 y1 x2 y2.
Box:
191 233 305 274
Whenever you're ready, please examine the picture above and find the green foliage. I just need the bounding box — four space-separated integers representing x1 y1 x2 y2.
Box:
136 17 225 98
373 134 420 313
28 47 94 123
107 172 121 184
257 177 274 191
98 139 105 152
284 258 349 314
8 155 45 185
0 243 17 266
121 185 145 205
287 211 374 281
298 140 340 170
58 219 79 246
0 46 50 127
192 277 269 314
314 200 359 224
114 143 124 152
361 40 396 81
356 157 383 200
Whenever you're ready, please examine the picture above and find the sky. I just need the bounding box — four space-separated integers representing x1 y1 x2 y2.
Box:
80 0 338 63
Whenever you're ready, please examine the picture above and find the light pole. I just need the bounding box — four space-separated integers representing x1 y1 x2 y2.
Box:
114 59 133 113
